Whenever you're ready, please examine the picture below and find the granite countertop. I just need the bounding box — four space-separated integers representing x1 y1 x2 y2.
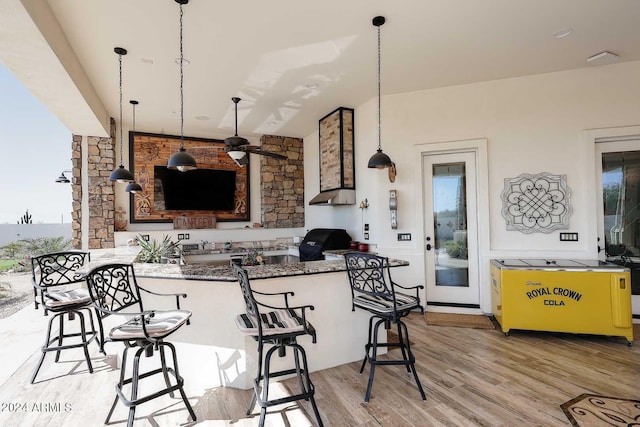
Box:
83 246 409 282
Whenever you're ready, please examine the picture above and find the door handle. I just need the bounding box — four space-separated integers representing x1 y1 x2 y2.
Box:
426 243 432 251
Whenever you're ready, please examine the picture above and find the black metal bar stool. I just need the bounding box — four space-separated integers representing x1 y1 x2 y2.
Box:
30 251 97 383
232 264 323 427
85 263 196 427
344 252 426 403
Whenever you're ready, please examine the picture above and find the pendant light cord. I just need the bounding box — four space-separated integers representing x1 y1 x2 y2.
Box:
118 52 124 166
179 2 185 149
377 24 382 152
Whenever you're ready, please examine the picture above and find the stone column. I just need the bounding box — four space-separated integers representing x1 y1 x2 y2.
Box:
85 118 116 249
260 135 304 228
71 134 82 249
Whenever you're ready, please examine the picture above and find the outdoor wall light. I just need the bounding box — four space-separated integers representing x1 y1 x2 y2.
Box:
55 170 72 184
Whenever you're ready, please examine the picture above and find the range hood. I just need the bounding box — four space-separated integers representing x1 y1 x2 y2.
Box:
310 107 356 206
309 189 356 205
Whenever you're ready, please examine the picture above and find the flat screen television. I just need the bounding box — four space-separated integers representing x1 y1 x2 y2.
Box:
154 166 236 211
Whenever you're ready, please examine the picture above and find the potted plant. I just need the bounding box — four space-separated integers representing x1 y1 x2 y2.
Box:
136 235 180 263
242 249 263 266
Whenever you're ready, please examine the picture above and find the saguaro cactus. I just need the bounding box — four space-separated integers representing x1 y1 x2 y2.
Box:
18 209 32 224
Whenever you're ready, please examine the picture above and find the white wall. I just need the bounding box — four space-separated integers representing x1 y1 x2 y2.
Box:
0 223 71 246
303 60 640 312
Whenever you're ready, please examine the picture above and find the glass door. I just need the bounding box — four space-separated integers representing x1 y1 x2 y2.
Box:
423 151 480 307
596 140 640 315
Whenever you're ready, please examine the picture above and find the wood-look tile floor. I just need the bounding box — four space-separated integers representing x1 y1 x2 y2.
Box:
0 314 637 426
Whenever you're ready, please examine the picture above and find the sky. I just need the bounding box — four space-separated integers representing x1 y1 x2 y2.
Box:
0 64 73 224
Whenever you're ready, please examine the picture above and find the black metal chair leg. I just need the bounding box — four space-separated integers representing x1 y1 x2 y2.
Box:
396 320 411 373
399 320 426 400
78 311 93 374
293 344 306 398
360 316 375 374
106 346 130 425
258 407 267 426
364 318 384 403
30 313 55 384
260 345 278 416
55 314 64 362
246 342 263 416
292 343 323 427
95 308 106 354
126 349 143 427
159 344 174 398
165 342 196 422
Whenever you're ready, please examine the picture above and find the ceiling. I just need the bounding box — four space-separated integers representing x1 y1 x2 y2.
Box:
4 0 640 141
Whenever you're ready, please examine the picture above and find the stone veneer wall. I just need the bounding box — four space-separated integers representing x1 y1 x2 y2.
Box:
86 118 116 249
260 135 304 228
70 135 82 249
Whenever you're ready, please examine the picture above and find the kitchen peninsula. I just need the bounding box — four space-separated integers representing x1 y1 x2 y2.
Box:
83 246 410 390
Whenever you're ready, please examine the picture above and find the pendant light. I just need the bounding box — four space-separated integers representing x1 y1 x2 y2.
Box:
167 0 197 172
367 16 395 170
109 47 135 183
125 100 143 193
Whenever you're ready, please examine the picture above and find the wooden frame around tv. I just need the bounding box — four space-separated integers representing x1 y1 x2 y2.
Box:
128 131 250 223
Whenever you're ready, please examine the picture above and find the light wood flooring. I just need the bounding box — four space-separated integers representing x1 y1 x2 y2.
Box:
0 314 638 426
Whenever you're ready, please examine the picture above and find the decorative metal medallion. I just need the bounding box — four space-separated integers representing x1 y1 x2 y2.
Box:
501 172 571 233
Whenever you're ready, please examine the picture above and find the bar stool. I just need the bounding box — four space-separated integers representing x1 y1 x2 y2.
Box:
30 251 96 383
232 264 323 427
85 263 196 427
344 252 426 402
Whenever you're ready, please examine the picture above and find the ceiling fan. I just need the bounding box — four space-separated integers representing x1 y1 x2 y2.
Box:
224 97 287 166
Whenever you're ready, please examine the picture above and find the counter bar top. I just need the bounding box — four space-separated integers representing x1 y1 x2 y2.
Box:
83 246 409 282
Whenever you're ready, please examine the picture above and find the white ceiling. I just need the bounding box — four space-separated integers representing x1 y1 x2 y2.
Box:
5 0 640 141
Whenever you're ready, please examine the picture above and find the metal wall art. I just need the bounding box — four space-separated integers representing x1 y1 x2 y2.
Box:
501 172 571 234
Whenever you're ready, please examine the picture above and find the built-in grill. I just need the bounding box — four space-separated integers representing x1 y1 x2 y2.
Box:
299 228 352 261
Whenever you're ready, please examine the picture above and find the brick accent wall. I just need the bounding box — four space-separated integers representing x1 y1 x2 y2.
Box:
71 134 82 249
260 135 304 228
86 118 116 249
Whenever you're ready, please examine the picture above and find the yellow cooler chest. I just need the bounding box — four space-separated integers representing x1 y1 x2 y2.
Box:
491 259 633 345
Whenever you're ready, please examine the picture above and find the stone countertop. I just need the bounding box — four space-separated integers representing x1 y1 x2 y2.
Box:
83 246 409 282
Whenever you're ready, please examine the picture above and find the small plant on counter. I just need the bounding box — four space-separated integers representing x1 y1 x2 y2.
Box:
242 249 263 266
136 234 180 263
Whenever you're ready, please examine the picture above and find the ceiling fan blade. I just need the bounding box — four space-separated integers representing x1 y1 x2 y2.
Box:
245 146 287 160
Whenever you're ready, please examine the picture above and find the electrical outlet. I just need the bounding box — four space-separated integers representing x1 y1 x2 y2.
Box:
184 233 190 240
364 232 369 240
559 232 578 241
178 234 185 240
397 233 411 241
141 234 149 241
364 224 369 231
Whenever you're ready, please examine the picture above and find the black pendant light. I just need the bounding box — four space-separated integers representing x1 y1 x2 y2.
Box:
167 0 197 172
125 100 143 193
109 47 135 183
367 16 395 170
